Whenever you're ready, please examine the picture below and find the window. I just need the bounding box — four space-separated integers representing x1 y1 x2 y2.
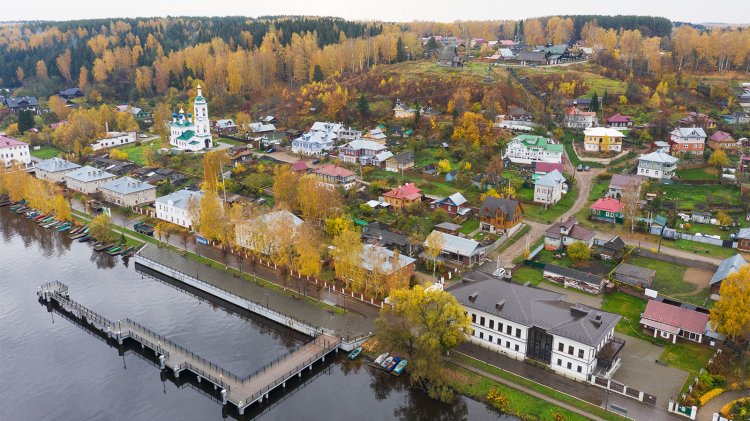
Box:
496 338 502 345
577 365 582 373
558 342 564 352
489 320 494 330
506 341 510 349
557 358 562 366
515 328 521 338
480 316 485 326
514 344 519 352
479 332 484 339
568 346 574 355
506 325 512 335
471 314 476 323
488 335 493 343
567 362 572 369
660 330 670 339
578 349 584 359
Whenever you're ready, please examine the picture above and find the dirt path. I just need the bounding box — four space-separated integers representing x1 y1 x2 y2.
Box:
682 267 713 289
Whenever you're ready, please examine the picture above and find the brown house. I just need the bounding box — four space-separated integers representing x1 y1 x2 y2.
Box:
479 197 523 234
707 131 739 153
383 183 422 209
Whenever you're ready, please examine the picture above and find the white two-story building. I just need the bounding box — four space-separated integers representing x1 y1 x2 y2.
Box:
91 131 138 151
155 190 203 229
504 135 564 164
450 272 623 381
34 157 81 183
0 136 31 169
291 122 343 155
64 166 116 194
637 150 678 180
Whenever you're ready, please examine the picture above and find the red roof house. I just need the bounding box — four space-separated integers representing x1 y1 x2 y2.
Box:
383 183 422 209
707 130 738 152
640 300 709 344
532 162 564 175
292 160 309 172
606 114 633 128
590 197 624 223
313 165 356 189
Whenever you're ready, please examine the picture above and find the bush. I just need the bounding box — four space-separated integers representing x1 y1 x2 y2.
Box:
486 388 508 410
699 388 724 406
722 398 750 419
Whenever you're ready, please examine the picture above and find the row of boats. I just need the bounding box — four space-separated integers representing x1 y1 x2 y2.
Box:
347 346 408 376
4 200 138 258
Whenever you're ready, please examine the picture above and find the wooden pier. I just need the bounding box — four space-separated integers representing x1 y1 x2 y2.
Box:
38 281 340 415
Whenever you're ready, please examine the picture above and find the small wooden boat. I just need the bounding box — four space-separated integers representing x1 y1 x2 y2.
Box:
33 213 48 221
56 222 72 232
26 210 40 218
70 228 90 239
78 235 92 243
347 347 363 360
380 356 393 368
94 243 114 252
9 204 22 211
38 216 54 224
44 221 62 229
392 359 407 376
68 226 84 235
15 206 29 214
385 357 401 372
374 352 389 365
119 246 136 257
106 246 123 256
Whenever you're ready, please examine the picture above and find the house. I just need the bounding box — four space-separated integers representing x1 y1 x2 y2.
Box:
472 173 506 190
0 136 31 169
291 122 343 155
583 127 624 153
532 162 564 182
383 183 422 209
339 127 363 141
709 254 748 294
678 112 716 129
691 211 713 224
544 217 595 251
606 114 633 128
450 275 622 381
247 122 276 134
720 111 750 125
91 131 138 151
613 263 656 288
534 170 566 205
385 152 414 173
421 164 438 176
64 166 116 194
214 119 238 135
361 222 415 255
738 228 750 252
100 177 156 207
291 160 309 173
363 128 388 144
444 171 458 182
393 100 416 119
116 104 151 121
228 147 254 166
640 300 710 344
637 150 678 180
169 86 213 151
563 106 598 129
508 107 533 121
515 51 547 66
607 174 643 200
338 139 388 165
49 120 67 130
590 197 624 223
89 156 139 176
430 192 469 216
58 88 84 100
423 231 484 267
34 157 81 183
313 165 356 190
437 46 464 67
669 127 707 156
5 96 39 113
155 190 203 229
543 264 606 294
653 141 671 153
504 134 564 164
235 210 304 255
597 236 626 261
358 244 416 281
261 115 278 125
707 131 739 153
435 222 463 236
566 98 593 111
741 156 750 175
479 197 523 233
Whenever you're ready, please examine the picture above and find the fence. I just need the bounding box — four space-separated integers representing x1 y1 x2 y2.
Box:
674 232 734 248
591 375 658 406
634 248 719 271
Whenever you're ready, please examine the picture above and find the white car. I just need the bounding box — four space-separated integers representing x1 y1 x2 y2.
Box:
139 134 148 138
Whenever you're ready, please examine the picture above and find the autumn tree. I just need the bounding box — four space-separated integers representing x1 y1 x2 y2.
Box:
90 214 115 243
452 112 494 147
56 49 73 82
375 285 471 402
197 190 225 243
273 165 300 212
109 149 128 161
523 19 545 45
293 222 323 279
708 150 729 169
710 265 750 383
36 60 48 79
331 226 364 289
567 241 591 263
202 150 227 191
716 211 733 227
424 230 445 277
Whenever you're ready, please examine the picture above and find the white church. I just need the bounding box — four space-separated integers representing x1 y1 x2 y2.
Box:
170 86 214 151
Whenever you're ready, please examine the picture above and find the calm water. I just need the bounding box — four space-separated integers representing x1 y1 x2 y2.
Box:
0 208 510 421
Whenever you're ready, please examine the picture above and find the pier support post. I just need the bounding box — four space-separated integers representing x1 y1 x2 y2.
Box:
197 376 201 383
117 332 123 345
298 372 302 378
174 366 180 378
221 389 227 405
239 406 244 415
322 355 325 362
159 355 165 370
264 393 268 401
282 382 286 388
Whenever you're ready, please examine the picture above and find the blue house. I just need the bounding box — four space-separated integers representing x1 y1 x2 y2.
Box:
445 171 458 182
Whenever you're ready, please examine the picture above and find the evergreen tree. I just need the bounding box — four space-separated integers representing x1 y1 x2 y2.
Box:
356 93 369 122
413 103 422 128
312 64 324 82
425 37 439 57
17 110 35 134
590 92 600 113
396 37 407 62
602 90 610 106
518 20 524 41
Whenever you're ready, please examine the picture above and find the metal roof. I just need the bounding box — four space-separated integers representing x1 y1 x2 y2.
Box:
156 189 203 210
100 177 155 195
425 231 481 257
34 157 80 173
65 165 115 183
710 254 748 286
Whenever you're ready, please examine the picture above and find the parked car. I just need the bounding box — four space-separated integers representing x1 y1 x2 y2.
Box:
312 159 320 165
139 134 148 138
266 148 275 153
584 165 590 171
577 164 583 172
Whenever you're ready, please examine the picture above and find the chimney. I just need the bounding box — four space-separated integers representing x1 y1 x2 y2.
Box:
468 292 478 303
495 300 505 311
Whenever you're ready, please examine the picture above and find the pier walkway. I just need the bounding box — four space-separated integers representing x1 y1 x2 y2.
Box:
38 281 340 415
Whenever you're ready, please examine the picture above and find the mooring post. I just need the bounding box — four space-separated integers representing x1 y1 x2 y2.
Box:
159 355 165 370
220 389 227 404
174 365 180 378
238 405 245 415
197 376 201 383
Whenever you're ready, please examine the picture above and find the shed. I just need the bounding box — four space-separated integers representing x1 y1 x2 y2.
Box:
613 263 656 288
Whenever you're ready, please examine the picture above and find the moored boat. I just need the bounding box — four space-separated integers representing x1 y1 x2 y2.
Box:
106 246 123 256
380 356 393 368
119 246 136 257
385 357 401 372
78 235 92 243
94 243 114 252
347 347 363 360
374 352 389 365
57 222 72 232
392 359 407 376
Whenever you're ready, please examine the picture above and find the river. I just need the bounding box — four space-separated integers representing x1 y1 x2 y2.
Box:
0 208 513 421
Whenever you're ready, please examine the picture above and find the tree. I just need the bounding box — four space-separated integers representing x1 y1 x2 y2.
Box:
708 150 729 169
109 149 128 161
36 60 48 80
143 147 156 166
151 103 172 145
396 36 407 62
648 92 661 109
17 110 35 134
202 150 227 191
312 64 324 82
272 165 299 212
5 123 19 137
197 190 225 243
711 266 750 341
90 214 115 243
716 211 732 227
374 285 471 402
437 159 451 175
330 226 364 288
590 92 600 113
53 194 72 221
293 222 323 279
424 230 445 277
567 241 591 263
356 93 369 122
620 180 642 233
451 112 494 147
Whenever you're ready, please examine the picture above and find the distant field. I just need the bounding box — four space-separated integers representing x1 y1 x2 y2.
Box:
30 145 62 159
114 140 162 166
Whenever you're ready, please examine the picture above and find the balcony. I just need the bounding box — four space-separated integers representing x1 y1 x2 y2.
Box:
596 336 625 371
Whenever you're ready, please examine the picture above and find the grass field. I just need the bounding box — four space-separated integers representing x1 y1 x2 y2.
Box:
522 184 578 224
460 219 479 235
113 140 162 166
660 341 714 375
661 237 742 260
656 183 741 210
676 167 718 181
601 292 647 337
30 145 63 159
512 266 545 286
628 255 692 294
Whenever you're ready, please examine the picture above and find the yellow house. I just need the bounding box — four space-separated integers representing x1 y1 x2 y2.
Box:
584 127 624 152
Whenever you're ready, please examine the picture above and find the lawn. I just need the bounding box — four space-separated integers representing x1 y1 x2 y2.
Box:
627 256 692 295
660 341 714 375
460 219 479 235
558 133 605 169
113 140 162 166
589 176 611 201
512 266 545 286
676 167 718 181
30 145 63 159
678 222 730 240
661 237 742 260
522 185 578 224
601 292 647 337
656 183 741 210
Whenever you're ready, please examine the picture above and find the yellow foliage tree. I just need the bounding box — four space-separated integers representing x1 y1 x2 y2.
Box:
710 265 750 341
54 194 72 221
293 222 323 278
708 150 729 169
648 92 661 109
109 149 128 161
197 190 225 243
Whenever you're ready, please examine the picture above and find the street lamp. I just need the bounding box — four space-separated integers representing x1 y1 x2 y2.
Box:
604 389 612 412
